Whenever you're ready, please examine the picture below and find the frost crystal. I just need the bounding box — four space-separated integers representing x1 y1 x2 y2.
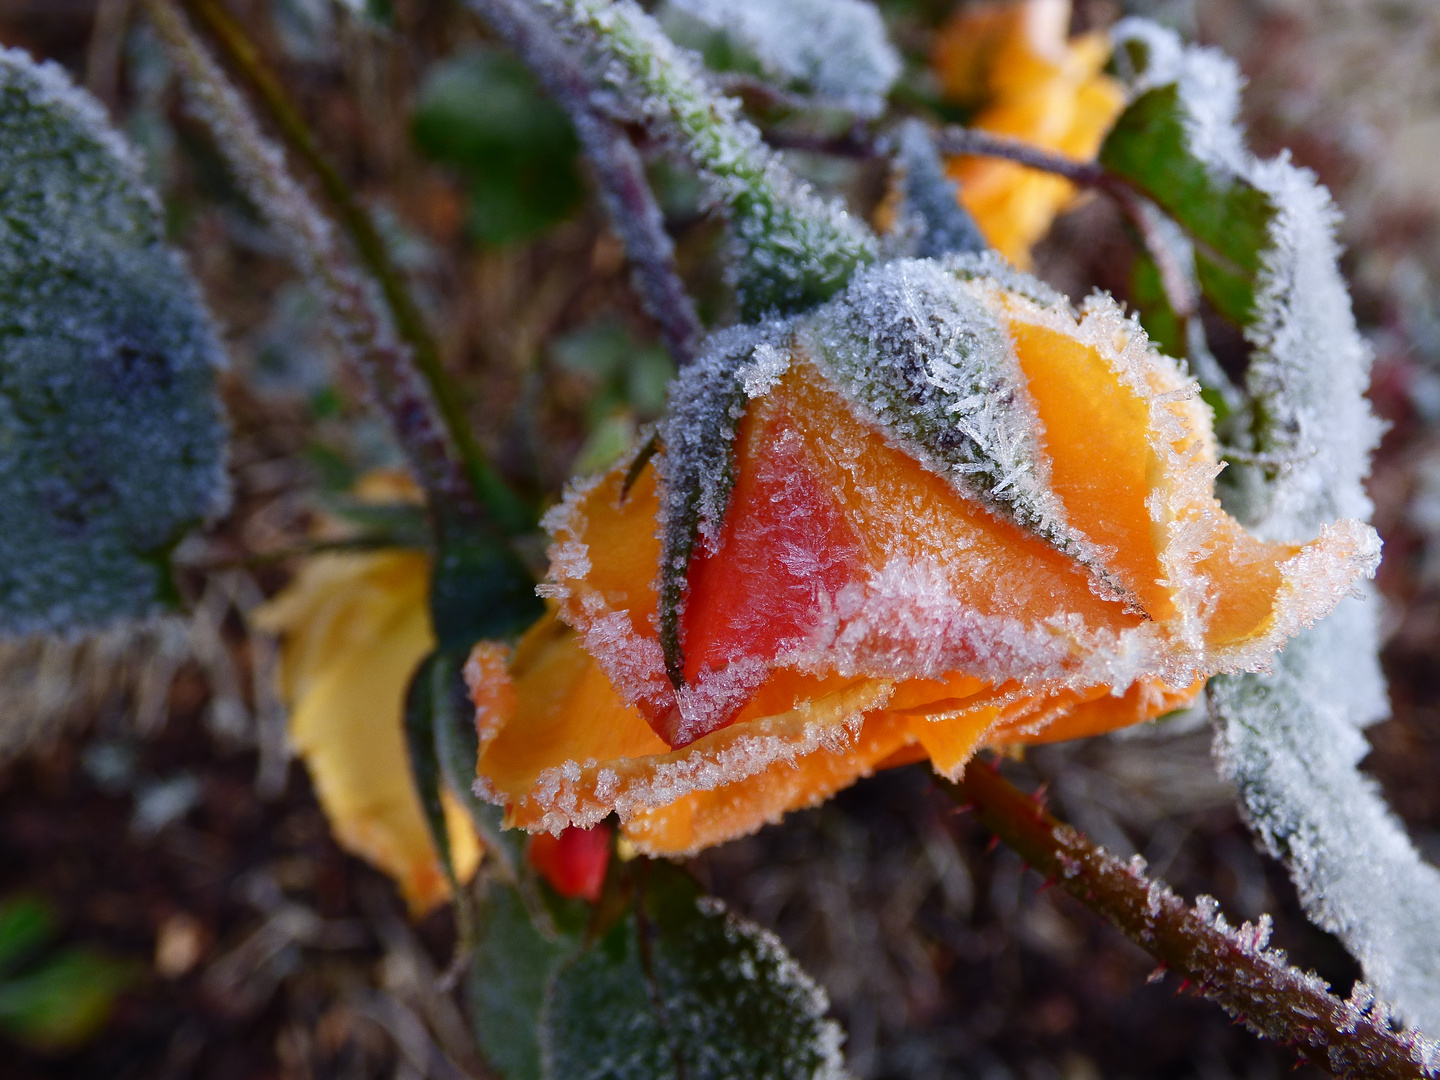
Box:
663 0 901 118
1114 19 1440 1033
534 0 878 318
0 49 228 633
801 257 1090 570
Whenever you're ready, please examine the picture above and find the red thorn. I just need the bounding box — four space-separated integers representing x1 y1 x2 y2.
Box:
985 834 1001 854
1030 781 1050 806
1036 877 1056 895
1176 978 1191 995
986 754 1003 774
950 802 974 816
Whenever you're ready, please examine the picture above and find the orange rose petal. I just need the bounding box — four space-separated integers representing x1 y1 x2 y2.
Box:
621 711 918 856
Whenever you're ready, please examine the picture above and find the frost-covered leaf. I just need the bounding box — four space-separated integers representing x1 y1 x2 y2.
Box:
531 0 877 319
801 258 1083 564
656 321 792 686
0 48 228 634
889 120 987 260
1100 82 1272 327
660 0 900 118
1107 18 1383 539
1209 602 1440 1037
467 883 579 1080
1110 19 1440 1034
542 863 847 1080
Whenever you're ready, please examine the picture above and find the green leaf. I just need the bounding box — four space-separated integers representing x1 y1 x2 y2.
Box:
412 50 584 246
0 948 136 1050
1129 250 1184 360
429 511 544 652
543 862 847 1080
430 648 522 878
468 883 581 1080
0 48 229 633
1099 82 1274 327
403 651 459 892
0 898 54 979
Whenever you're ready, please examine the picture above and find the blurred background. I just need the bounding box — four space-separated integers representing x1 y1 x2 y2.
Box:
1 0 1438 1077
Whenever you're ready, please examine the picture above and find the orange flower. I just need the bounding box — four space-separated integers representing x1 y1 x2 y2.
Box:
466 258 1377 857
932 0 1126 265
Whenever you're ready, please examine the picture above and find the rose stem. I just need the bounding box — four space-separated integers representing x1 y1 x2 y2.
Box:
946 762 1440 1080
468 0 703 366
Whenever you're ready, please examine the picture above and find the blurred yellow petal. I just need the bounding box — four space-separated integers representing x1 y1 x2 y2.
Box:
254 514 480 916
933 0 1126 265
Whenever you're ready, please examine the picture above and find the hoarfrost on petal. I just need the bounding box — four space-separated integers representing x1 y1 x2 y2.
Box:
799 259 1085 566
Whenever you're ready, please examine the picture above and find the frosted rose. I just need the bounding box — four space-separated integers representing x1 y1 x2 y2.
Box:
466 257 1378 856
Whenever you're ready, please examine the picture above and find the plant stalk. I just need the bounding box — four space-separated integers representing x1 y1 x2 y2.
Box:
948 761 1440 1080
146 0 489 525
182 0 527 531
469 0 703 365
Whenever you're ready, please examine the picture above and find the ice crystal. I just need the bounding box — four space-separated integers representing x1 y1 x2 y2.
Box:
0 49 228 633
1113 19 1440 1033
801 258 1087 567
663 0 900 118
533 0 878 318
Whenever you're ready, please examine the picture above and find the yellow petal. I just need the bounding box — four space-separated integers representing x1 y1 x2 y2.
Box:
933 0 1126 266
255 549 479 915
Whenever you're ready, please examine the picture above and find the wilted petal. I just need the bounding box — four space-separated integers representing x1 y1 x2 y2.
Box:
256 548 480 915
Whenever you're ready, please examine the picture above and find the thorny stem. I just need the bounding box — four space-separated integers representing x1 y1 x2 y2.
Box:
933 125 1110 187
469 0 703 365
145 0 489 526
948 762 1440 1080
181 0 528 532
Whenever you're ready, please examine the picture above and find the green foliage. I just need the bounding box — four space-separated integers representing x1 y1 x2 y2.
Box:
466 864 846 1080
0 48 229 634
0 896 135 1051
412 49 584 246
1128 251 1185 360
403 651 462 892
0 898 52 978
468 884 580 1080
1099 83 1275 327
404 644 526 895
545 863 846 1080
429 509 545 652
553 320 676 472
